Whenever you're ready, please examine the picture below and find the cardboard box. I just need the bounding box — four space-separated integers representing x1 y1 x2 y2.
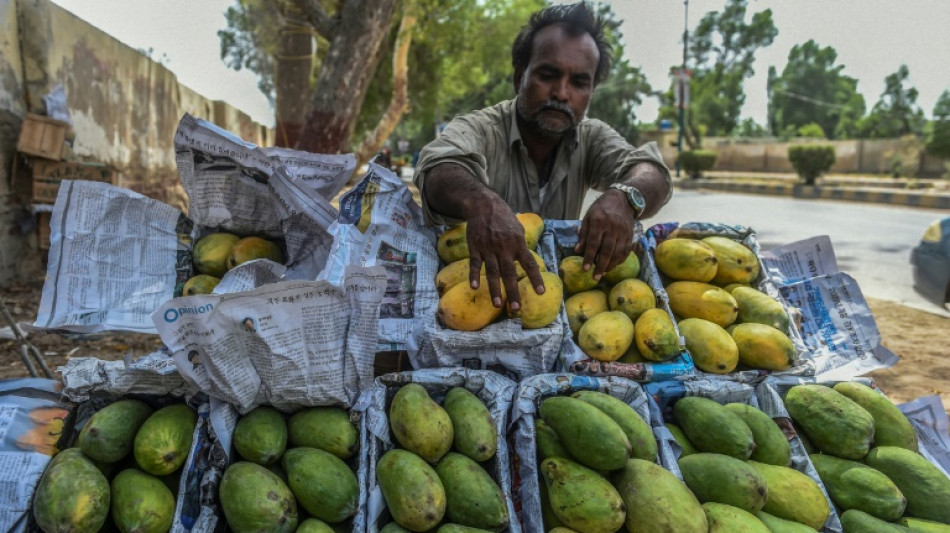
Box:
16 114 69 160
32 160 119 204
37 212 51 250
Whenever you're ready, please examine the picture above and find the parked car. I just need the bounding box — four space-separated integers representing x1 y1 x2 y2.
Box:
910 217 950 310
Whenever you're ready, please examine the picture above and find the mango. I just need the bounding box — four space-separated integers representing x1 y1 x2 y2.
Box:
377 449 446 532
833 381 919 452
436 526 495 533
732 286 790 331
702 236 760 285
297 518 336 533
731 323 796 371
608 278 655 321
219 461 297 533
437 223 469 263
674 396 755 459
133 403 197 476
898 517 950 532
389 383 454 463
536 418 571 461
539 476 566 530
571 390 657 462
436 252 546 297
617 341 649 363
443 387 497 462
725 402 791 466
865 446 950 524
724 282 753 293
288 406 358 460
747 461 831 530
33 448 110 533
809 453 906 521
785 384 874 460
227 236 283 269
612 458 708 533
565 290 608 336
680 453 768 513
380 524 414 533
755 511 818 533
604 252 641 285
513 271 563 328
437 276 504 331
702 502 771 532
559 255 599 294
667 281 739 327
283 447 358 523
77 399 154 464
436 453 508 530
193 232 240 277
110 469 174 533
840 509 911 533
666 422 698 456
634 307 681 361
234 406 287 465
655 238 718 282
577 310 634 362
539 395 631 471
678 317 739 373
182 274 221 296
541 457 626 533
517 212 545 250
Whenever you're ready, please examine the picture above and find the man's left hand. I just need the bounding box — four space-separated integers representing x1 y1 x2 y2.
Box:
574 188 636 279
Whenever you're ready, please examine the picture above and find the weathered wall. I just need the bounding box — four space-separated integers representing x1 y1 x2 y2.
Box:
0 0 29 285
0 0 273 287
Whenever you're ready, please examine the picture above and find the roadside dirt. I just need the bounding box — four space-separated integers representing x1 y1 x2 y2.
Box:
1 277 947 412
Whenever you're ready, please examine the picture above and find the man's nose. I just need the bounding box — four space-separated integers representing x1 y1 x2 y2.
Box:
550 77 570 102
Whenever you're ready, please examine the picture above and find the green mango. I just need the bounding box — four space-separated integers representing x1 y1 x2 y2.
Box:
865 446 950 524
539 396 631 471
755 511 818 532
288 407 358 459
898 517 950 532
540 457 626 533
747 461 830 530
77 399 154 463
296 518 335 533
725 402 791 466
673 396 755 459
377 449 445 532
33 448 110 533
784 384 874 460
219 461 297 533
536 418 571 461
443 387 497 462
732 286 790 331
389 384 454 463
379 523 414 533
435 453 508 530
133 404 198 476
571 390 657 461
539 476 565 530
604 251 641 285
810 453 906 521
436 525 495 533
234 406 287 465
702 502 771 532
679 453 768 513
110 469 174 533
612 458 707 533
665 422 698 457
840 509 912 532
833 381 919 452
282 447 358 523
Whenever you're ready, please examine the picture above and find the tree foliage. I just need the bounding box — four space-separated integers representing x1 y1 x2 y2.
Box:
856 64 925 139
767 40 865 140
926 89 950 159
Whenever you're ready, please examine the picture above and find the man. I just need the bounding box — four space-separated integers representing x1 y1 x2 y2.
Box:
414 2 672 311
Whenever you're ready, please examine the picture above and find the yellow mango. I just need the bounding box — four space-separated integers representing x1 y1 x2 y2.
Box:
517 212 545 250
565 290 609 336
635 308 680 362
608 278 656 322
183 274 220 296
655 238 718 282
677 318 739 374
437 223 469 263
667 281 739 328
193 232 240 277
513 272 563 329
437 277 504 331
436 252 547 297
730 323 795 371
702 236 760 285
227 236 284 269
560 256 599 294
577 311 634 362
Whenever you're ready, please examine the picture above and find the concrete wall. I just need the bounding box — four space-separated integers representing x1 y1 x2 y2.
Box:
0 0 273 286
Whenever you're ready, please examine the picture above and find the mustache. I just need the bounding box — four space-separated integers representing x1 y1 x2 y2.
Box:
539 101 575 121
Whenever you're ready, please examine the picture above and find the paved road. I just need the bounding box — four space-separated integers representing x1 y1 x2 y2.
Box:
585 189 950 317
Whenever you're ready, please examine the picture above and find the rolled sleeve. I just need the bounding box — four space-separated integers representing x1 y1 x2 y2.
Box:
618 141 673 204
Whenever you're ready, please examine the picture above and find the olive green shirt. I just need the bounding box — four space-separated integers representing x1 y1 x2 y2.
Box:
414 98 671 225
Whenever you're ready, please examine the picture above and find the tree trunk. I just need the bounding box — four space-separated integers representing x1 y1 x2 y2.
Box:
295 0 399 154
275 2 314 148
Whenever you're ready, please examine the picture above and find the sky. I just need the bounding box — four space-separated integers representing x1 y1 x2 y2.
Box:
50 0 950 130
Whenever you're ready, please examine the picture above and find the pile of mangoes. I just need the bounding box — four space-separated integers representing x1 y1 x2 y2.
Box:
785 382 950 531
376 384 508 532
435 213 564 331
218 405 360 532
654 236 797 374
33 400 197 533
183 232 284 296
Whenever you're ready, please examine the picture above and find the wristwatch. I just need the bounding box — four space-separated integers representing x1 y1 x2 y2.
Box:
608 183 646 219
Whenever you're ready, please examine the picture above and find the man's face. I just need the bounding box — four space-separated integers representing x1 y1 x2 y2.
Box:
516 24 599 139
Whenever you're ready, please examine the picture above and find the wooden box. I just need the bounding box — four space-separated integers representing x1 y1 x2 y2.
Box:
31 160 119 204
16 114 69 161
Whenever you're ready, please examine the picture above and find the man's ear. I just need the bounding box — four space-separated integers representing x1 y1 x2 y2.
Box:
513 68 524 94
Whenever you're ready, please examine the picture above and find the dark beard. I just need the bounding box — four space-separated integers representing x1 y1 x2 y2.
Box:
516 97 577 139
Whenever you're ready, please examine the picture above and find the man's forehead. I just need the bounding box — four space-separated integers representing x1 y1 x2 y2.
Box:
529 24 599 69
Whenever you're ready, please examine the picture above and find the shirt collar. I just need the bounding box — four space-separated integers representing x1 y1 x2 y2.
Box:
507 97 580 150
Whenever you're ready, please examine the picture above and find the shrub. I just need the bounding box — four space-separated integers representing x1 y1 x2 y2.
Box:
679 150 718 179
797 122 826 139
788 145 836 185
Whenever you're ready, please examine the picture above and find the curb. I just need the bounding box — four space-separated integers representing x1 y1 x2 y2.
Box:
676 180 950 210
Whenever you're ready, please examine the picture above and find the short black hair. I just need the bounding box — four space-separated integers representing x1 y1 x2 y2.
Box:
511 2 613 86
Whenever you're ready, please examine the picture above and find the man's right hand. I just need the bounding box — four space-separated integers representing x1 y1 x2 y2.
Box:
466 198 545 311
